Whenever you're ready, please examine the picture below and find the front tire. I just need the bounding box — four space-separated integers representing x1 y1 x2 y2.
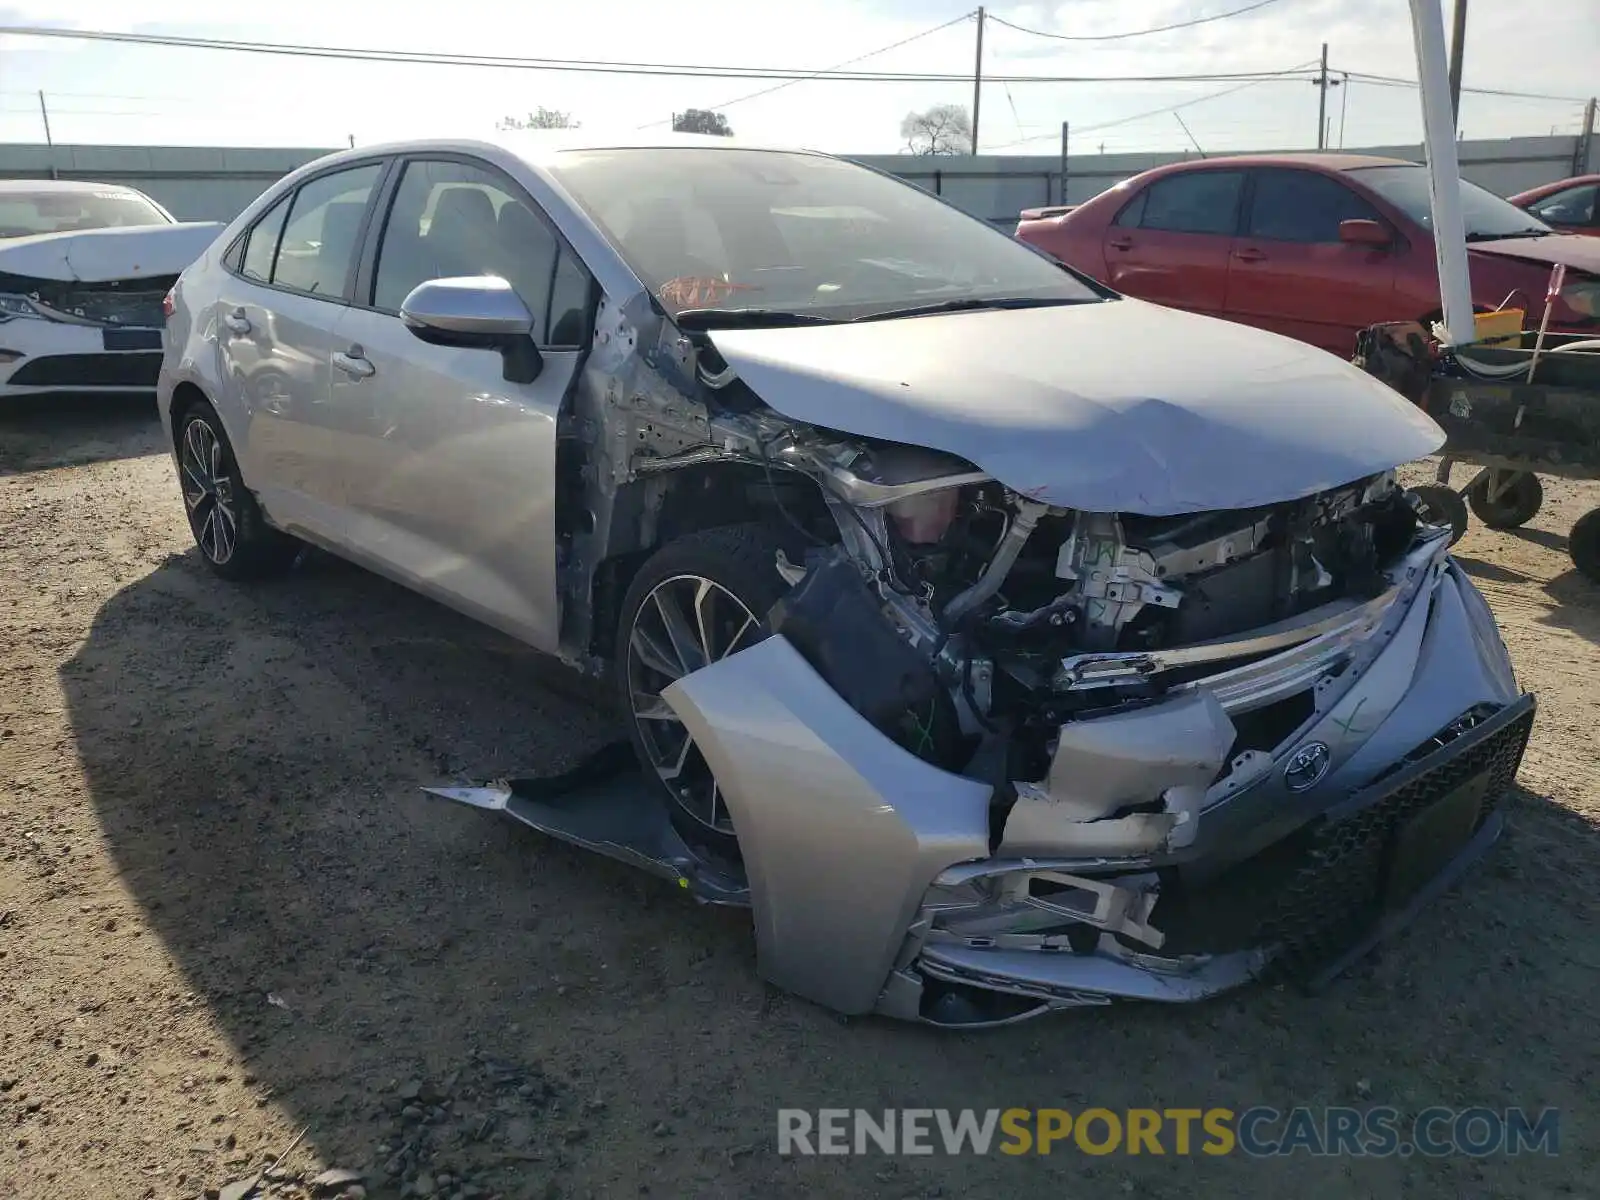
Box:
616 524 794 862
1570 508 1600 583
175 403 298 580
1410 484 1469 546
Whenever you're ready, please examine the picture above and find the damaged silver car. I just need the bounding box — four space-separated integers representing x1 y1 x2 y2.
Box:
158 134 1534 1027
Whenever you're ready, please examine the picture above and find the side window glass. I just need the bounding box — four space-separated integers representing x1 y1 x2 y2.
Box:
272 163 382 297
1112 189 1147 229
547 248 591 346
374 158 591 345
1137 171 1244 235
1247 170 1382 242
1530 185 1597 226
240 194 291 283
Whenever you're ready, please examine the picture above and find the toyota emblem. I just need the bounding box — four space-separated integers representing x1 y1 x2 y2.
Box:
1283 742 1332 792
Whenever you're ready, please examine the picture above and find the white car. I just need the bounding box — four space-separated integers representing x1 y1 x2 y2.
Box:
0 180 221 397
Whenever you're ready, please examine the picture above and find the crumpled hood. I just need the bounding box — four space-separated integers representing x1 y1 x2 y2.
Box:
0 221 223 283
709 297 1444 515
1468 234 1600 274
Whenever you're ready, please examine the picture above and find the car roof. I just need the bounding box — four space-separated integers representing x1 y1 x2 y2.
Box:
1144 152 1416 173
0 178 156 195
328 130 829 170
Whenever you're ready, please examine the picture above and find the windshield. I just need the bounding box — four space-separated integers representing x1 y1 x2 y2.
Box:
0 189 171 239
545 148 1102 321
1348 165 1552 240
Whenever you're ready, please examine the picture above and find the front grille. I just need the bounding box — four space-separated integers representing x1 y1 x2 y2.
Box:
44 289 167 327
1259 701 1535 978
8 352 161 388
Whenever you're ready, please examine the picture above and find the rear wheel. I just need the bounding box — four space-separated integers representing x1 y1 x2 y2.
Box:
616 524 794 862
1466 469 1543 529
1570 508 1600 583
1410 484 1469 546
176 403 298 580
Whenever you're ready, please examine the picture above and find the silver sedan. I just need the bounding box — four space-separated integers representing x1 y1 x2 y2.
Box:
159 133 1533 1027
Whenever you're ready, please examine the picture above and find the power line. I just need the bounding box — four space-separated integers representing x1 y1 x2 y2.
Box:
0 23 1315 85
988 0 1289 43
638 11 977 128
980 69 1316 150
1337 68 1585 104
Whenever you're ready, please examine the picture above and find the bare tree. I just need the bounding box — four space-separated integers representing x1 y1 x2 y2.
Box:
672 108 734 136
900 104 972 155
498 106 580 131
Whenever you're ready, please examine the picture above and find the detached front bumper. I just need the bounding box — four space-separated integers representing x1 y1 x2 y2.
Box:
664 535 1533 1027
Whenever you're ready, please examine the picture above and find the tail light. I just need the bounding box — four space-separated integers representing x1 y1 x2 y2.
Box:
161 287 176 320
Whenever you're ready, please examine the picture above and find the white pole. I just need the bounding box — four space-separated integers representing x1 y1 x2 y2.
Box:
1408 0 1476 346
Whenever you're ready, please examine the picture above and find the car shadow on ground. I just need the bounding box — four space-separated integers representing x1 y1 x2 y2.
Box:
0 394 164 474
58 549 1599 1198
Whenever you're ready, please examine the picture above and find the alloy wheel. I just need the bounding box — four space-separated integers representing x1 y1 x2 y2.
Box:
625 573 762 836
179 417 238 565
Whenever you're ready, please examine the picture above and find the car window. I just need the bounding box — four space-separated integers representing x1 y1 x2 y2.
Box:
1246 169 1382 242
373 158 579 342
1528 184 1597 227
0 189 169 238
1348 164 1551 240
271 163 382 297
1131 171 1245 236
548 247 591 346
545 148 1101 320
240 194 291 284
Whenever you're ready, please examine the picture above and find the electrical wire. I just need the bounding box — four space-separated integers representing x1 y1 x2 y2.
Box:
1337 69 1586 104
988 0 1289 43
980 69 1316 151
0 24 1323 86
639 11 978 128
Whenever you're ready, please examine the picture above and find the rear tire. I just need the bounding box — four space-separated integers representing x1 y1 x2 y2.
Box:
1570 508 1600 583
175 403 299 581
1410 484 1469 546
1466 470 1543 529
615 524 795 863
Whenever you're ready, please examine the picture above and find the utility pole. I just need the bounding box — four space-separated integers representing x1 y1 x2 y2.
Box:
1576 97 1597 175
38 89 52 147
1058 121 1068 205
971 7 985 155
1315 43 1329 149
1446 0 1468 125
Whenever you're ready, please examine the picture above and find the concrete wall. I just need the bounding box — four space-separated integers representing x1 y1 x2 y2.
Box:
0 134 1590 227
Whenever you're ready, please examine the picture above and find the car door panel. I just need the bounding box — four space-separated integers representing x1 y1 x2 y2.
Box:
1101 170 1243 316
1224 168 1400 357
210 161 386 540
317 157 588 652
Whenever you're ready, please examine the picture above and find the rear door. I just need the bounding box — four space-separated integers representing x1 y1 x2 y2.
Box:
213 160 388 535
1100 168 1244 315
326 155 594 651
1224 167 1399 356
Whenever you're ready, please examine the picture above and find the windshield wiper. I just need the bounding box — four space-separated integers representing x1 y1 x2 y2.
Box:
850 296 1093 322
1465 229 1552 242
671 307 840 330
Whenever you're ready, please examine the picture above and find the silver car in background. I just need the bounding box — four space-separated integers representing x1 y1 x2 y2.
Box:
158 133 1533 1027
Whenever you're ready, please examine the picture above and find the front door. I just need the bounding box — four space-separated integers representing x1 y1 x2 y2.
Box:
327 156 593 652
1100 168 1244 316
214 160 386 537
1224 167 1400 357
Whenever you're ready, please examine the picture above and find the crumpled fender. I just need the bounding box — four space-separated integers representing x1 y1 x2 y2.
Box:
663 635 992 1016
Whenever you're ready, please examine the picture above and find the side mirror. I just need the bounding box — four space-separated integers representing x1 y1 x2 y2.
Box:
400 276 543 384
1339 218 1392 248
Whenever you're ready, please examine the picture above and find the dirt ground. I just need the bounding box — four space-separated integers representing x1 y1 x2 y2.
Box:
2 396 1598 1200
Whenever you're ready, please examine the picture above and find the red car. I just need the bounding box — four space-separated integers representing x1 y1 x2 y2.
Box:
1017 153 1600 357
1509 174 1600 237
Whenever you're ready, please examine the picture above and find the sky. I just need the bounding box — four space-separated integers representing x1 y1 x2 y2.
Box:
0 0 1592 156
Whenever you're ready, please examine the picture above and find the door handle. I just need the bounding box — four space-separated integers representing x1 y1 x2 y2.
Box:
1232 247 1267 262
1108 236 1134 251
222 308 251 335
333 346 375 379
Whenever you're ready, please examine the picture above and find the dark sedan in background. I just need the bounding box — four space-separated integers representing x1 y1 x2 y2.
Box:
1017 153 1600 357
